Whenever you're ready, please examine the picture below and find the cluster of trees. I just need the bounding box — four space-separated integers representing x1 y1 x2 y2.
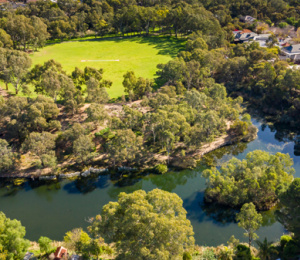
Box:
0 0 226 45
1 180 299 259
203 150 295 210
0 50 254 172
0 0 297 50
213 41 300 128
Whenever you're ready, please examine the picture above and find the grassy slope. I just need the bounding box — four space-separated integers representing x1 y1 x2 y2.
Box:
26 36 185 98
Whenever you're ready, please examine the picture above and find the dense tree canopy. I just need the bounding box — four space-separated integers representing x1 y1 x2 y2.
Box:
88 189 195 260
0 212 30 260
203 150 295 210
276 178 300 242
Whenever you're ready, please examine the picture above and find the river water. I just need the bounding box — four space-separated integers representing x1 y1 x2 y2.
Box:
0 118 299 246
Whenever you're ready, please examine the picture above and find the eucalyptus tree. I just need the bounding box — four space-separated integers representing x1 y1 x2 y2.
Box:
88 189 195 260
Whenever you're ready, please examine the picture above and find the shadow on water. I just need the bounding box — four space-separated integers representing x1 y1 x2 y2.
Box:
201 142 249 167
149 169 199 192
63 175 110 194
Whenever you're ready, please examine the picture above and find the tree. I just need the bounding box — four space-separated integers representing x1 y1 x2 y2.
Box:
38 236 52 255
0 29 13 49
236 202 263 248
105 129 144 167
64 228 90 254
88 189 195 260
22 132 57 168
4 14 34 50
0 139 18 173
86 103 109 125
86 77 110 103
122 71 137 101
2 95 60 142
0 49 31 94
255 238 278 260
73 135 96 163
203 151 295 210
0 212 30 259
276 178 300 242
30 16 49 50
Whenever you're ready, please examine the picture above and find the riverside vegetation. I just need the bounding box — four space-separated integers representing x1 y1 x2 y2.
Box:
0 0 300 259
0 181 299 259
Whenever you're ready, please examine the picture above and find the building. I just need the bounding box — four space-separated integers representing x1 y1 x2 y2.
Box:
23 252 35 260
233 29 258 43
280 44 300 61
54 246 68 260
240 15 257 23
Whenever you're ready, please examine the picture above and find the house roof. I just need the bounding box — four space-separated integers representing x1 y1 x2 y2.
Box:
54 247 68 259
240 29 252 34
282 44 300 54
23 252 34 260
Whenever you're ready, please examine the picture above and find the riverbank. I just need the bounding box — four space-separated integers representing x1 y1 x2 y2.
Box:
0 124 257 180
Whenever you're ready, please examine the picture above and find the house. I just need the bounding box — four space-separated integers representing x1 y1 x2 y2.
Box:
281 44 300 61
252 34 272 47
240 15 257 23
23 252 35 260
54 246 68 259
233 29 258 43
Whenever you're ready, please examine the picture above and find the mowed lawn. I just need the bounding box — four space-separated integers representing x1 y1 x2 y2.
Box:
29 36 186 98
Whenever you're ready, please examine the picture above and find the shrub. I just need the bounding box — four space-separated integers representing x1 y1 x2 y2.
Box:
283 240 300 258
235 244 251 260
183 251 192 260
280 235 292 248
279 22 288 28
153 164 168 174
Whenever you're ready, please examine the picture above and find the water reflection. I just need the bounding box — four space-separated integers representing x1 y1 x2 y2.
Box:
0 117 299 245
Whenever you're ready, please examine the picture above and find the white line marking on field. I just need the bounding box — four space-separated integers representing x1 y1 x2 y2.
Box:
81 60 120 62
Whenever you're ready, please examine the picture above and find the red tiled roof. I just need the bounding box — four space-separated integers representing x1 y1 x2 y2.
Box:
54 247 68 259
240 29 252 34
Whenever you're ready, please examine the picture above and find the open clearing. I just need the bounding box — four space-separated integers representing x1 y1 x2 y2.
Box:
30 36 186 98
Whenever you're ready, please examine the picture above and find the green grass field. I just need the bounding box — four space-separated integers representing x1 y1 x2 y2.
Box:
27 36 185 98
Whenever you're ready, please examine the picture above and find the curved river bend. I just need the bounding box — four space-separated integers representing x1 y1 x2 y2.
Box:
0 118 299 246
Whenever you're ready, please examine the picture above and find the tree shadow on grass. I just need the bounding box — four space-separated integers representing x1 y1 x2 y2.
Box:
76 36 186 58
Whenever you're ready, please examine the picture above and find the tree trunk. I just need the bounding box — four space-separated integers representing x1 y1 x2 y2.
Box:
5 83 8 90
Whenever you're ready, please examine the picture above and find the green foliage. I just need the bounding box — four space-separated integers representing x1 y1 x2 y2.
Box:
236 203 263 248
22 132 57 168
0 212 30 260
0 48 31 95
73 135 96 164
183 251 192 260
88 189 195 260
203 150 295 209
235 244 251 260
280 235 292 249
0 95 60 142
282 239 300 258
0 139 18 173
64 228 91 254
255 237 278 260
276 178 300 242
38 236 52 254
202 248 217 260
105 129 144 167
153 164 168 174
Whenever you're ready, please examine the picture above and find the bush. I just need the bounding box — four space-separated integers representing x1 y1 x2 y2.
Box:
279 22 288 28
235 244 251 260
183 251 192 260
283 240 300 258
280 235 292 248
153 164 168 174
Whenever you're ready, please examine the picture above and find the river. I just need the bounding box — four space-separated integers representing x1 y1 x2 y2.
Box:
0 118 299 246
